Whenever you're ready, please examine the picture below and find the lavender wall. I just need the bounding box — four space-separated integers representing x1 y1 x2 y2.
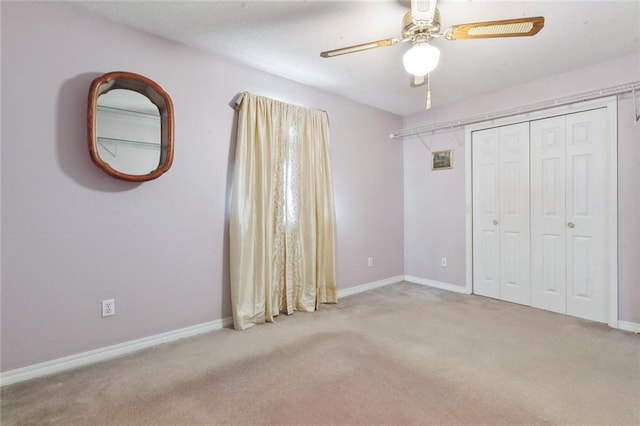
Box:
403 54 640 323
0 2 403 372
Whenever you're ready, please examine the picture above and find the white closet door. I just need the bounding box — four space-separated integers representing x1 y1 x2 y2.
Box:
531 116 567 314
498 123 531 305
530 108 609 323
472 127 501 299
565 108 608 323
472 123 530 304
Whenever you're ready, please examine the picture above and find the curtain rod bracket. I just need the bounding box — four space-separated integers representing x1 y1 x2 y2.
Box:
231 92 247 111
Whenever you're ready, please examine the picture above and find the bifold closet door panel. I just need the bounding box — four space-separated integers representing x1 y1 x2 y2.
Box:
472 127 501 299
472 123 530 304
497 123 531 305
565 108 609 323
531 116 567 314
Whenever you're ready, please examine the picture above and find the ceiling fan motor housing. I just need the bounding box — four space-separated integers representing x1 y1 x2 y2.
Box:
402 9 441 39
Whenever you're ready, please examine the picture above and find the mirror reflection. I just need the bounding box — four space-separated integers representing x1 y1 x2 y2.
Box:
96 89 162 176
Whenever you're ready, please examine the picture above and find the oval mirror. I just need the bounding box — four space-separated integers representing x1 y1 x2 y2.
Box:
88 72 174 182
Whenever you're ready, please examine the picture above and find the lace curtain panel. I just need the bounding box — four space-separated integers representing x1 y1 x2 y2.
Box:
230 93 337 330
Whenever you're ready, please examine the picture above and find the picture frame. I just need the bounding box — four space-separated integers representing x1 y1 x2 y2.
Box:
432 149 453 170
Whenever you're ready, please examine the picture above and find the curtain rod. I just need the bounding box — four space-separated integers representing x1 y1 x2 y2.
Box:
389 80 640 140
230 92 329 119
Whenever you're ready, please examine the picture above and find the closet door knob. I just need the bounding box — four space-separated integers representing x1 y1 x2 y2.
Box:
567 222 575 229
493 220 499 225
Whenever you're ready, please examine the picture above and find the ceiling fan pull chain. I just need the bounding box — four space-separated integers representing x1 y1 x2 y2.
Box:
634 88 640 125
426 74 432 110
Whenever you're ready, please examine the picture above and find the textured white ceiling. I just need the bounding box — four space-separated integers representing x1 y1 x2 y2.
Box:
75 0 640 116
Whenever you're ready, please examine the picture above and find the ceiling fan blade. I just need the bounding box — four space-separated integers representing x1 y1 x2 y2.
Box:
444 16 544 40
320 38 398 58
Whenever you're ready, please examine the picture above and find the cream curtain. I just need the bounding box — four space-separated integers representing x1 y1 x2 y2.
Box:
230 93 337 330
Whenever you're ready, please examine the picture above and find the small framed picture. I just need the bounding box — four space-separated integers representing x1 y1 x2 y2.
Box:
432 150 453 170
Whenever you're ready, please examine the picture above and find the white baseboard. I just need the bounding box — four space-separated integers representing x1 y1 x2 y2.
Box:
617 320 640 334
407 277 639 333
404 275 472 295
0 316 233 387
337 275 405 298
2 276 406 387
3 277 631 386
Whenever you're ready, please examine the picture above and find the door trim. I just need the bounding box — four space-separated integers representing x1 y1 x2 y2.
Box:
464 96 618 327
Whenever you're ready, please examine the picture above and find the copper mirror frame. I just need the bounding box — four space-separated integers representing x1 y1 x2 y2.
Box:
88 71 174 182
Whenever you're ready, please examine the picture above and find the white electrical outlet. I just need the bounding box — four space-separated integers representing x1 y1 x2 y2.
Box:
441 257 448 267
102 299 115 317
367 257 373 267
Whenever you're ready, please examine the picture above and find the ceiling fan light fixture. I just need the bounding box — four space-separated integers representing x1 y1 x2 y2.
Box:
403 42 440 77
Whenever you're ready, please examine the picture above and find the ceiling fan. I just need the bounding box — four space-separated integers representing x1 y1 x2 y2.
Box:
320 0 544 109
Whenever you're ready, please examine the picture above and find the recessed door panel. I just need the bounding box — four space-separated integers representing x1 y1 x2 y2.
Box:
542 234 562 294
501 230 527 303
479 229 500 285
502 161 520 215
569 235 592 298
481 164 498 214
570 155 590 216
542 158 562 217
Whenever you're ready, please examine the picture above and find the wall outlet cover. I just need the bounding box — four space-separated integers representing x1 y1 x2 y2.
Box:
102 299 115 317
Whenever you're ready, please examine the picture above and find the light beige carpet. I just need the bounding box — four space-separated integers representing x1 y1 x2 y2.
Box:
2 282 639 425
